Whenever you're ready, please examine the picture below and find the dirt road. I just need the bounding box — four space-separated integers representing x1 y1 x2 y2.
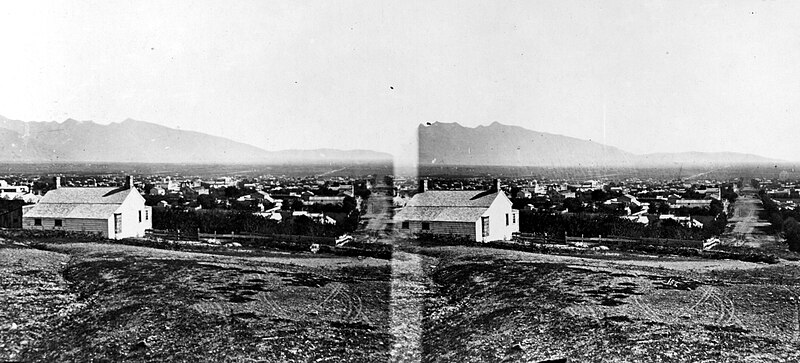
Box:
725 188 774 247
358 176 433 363
389 252 428 362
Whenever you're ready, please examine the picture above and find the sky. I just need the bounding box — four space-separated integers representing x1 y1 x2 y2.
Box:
1 1 799 165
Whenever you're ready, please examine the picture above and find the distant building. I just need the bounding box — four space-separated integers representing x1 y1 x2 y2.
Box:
337 185 355 195
558 191 576 199
670 199 713 209
516 190 533 199
304 195 346 205
237 191 275 203
395 179 519 242
701 187 722 200
22 176 152 239
604 194 643 208
0 180 29 199
292 211 337 224
578 180 603 191
659 214 704 228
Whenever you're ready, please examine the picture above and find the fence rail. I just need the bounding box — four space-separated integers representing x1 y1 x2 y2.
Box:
145 229 336 245
511 232 564 245
512 232 714 250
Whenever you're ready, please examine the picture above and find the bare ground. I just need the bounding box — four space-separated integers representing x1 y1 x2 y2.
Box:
1 240 393 362
418 245 800 362
5 226 800 362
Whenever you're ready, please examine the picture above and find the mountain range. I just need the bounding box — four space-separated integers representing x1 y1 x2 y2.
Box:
418 122 779 167
0 115 779 166
0 115 392 164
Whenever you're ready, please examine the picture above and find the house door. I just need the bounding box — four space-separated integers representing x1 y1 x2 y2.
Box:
481 216 490 238
114 214 122 235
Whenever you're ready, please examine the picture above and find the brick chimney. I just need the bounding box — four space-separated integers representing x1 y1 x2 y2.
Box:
493 178 501 192
125 176 134 189
419 179 428 193
53 176 61 189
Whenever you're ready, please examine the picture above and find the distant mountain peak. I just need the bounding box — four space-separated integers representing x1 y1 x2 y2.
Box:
0 116 392 164
419 121 777 167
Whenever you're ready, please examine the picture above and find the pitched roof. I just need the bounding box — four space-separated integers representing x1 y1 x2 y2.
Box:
38 187 133 204
395 206 489 222
23 203 123 219
395 190 500 223
23 187 135 219
405 190 499 208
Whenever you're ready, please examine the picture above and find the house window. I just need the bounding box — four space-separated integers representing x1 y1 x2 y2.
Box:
506 214 509 226
54 219 62 227
421 222 430 230
401 221 409 229
139 210 142 223
481 216 490 237
34 218 42 226
145 209 149 220
513 213 516 224
114 214 122 234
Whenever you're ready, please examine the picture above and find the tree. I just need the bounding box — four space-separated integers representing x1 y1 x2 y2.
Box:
563 198 583 213
783 217 800 252
590 189 608 202
709 199 724 216
197 194 216 209
224 186 241 198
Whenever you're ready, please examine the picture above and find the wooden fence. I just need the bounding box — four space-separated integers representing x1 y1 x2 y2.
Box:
146 229 335 245
512 232 714 250
145 229 198 241
511 232 564 245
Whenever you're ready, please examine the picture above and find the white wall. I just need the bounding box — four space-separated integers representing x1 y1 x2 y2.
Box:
479 193 519 242
113 192 152 239
402 220 477 241
22 217 110 238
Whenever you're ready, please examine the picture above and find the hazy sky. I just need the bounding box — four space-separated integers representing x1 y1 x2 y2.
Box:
1 1 799 163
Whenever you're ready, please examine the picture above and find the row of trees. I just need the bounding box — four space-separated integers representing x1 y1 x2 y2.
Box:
759 191 800 251
152 208 359 237
519 212 725 241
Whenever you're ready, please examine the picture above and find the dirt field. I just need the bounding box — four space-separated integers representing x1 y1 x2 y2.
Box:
1 240 393 362
5 235 800 362
417 245 800 362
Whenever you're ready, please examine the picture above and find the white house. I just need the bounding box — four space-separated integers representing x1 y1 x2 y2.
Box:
22 176 152 239
659 214 704 228
395 179 519 242
0 180 30 199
